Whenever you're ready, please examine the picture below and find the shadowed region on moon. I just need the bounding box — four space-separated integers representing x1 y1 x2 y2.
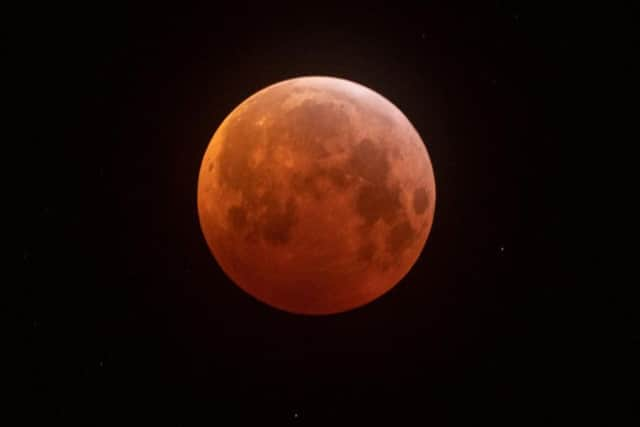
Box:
413 187 430 215
349 138 404 228
197 76 436 315
270 99 350 158
358 241 376 262
227 205 247 230
388 220 416 253
291 166 351 200
260 195 297 244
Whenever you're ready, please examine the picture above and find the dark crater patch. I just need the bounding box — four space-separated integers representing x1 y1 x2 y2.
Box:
349 138 402 225
260 195 297 245
357 241 376 263
271 99 350 159
291 172 320 199
291 166 352 200
348 138 390 187
387 220 416 253
413 187 430 215
227 205 247 230
356 184 401 225
325 167 349 189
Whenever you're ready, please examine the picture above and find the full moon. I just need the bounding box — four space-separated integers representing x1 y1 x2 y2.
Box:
197 76 436 315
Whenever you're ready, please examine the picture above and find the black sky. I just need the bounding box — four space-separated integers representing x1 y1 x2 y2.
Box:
17 2 621 425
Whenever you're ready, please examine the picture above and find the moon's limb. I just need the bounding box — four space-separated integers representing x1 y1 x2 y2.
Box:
197 76 435 314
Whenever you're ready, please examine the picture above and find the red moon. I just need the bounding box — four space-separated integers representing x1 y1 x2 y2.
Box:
197 76 436 315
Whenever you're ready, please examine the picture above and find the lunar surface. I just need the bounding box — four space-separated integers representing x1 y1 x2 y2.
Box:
197 76 436 315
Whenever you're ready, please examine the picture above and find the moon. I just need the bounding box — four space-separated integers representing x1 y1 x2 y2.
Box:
197 76 436 315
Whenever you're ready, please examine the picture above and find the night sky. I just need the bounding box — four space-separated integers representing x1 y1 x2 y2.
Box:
18 2 620 425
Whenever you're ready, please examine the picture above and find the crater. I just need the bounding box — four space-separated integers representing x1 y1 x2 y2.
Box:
325 167 349 189
261 196 298 245
291 172 320 199
270 99 350 159
291 165 351 201
413 187 430 215
227 205 247 230
387 220 416 253
348 138 390 187
355 184 401 225
357 241 376 263
349 138 407 259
